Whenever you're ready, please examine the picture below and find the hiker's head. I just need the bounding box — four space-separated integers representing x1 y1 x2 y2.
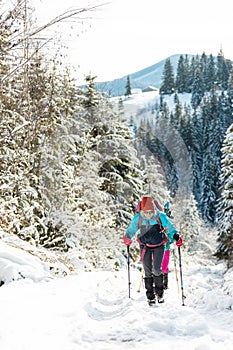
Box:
141 196 155 217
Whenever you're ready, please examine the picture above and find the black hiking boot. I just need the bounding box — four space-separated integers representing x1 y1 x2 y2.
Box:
157 296 165 303
163 273 168 289
144 277 155 302
153 274 165 303
147 298 156 306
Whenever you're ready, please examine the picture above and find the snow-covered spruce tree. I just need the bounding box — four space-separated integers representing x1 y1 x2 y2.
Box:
205 54 216 91
199 87 223 223
0 6 81 250
191 67 204 109
171 96 183 129
215 123 233 268
172 192 201 252
42 74 142 267
125 75 132 97
216 50 231 91
178 104 192 150
117 97 125 121
32 72 116 258
0 4 45 244
82 75 143 226
154 108 180 196
176 54 190 93
159 58 175 95
133 118 170 205
189 109 204 207
227 67 233 103
36 63 85 251
140 155 170 207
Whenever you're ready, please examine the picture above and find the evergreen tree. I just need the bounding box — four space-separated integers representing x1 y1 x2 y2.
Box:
199 87 222 222
189 55 200 91
216 50 232 90
0 4 46 245
215 123 233 268
172 193 201 252
189 109 203 206
118 97 125 121
179 104 192 150
152 110 179 196
184 54 191 92
141 155 170 206
227 67 233 101
199 52 208 86
125 75 132 97
205 54 216 91
82 74 99 122
191 66 204 109
159 58 175 95
176 55 186 93
176 55 190 93
81 77 143 227
172 99 183 128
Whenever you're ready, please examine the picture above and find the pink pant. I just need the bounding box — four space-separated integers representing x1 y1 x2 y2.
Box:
162 249 170 273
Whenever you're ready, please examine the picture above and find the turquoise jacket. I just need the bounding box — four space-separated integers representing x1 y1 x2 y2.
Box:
125 210 178 251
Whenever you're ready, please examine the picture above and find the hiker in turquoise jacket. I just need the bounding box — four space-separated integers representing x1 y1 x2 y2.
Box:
123 195 182 305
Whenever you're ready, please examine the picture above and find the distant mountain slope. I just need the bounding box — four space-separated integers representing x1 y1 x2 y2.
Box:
95 54 189 97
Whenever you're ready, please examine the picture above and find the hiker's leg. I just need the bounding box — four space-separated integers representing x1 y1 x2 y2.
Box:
144 276 154 301
142 248 154 300
141 246 153 278
152 245 165 276
162 249 170 274
162 249 170 289
154 274 164 299
152 246 165 298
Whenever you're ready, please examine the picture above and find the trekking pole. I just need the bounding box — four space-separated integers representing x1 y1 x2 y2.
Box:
127 246 131 298
172 247 180 294
178 246 186 306
137 269 144 293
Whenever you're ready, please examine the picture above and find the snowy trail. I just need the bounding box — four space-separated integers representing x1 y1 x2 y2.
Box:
0 254 233 350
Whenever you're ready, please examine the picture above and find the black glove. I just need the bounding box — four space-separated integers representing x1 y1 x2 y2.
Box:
173 233 180 241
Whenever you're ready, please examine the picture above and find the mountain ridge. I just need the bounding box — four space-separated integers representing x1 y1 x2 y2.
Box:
95 54 191 97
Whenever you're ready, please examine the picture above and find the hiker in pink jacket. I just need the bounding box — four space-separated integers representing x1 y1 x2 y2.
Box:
162 201 173 289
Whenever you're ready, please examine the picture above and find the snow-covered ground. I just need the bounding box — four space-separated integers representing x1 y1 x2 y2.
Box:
113 90 191 122
0 237 233 350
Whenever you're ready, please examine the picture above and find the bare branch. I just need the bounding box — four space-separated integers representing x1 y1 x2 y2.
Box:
1 39 51 82
1 2 109 82
8 3 109 51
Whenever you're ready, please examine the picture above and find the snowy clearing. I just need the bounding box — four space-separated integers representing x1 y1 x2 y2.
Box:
0 242 233 350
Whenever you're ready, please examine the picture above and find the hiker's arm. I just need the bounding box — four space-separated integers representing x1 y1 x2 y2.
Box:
125 213 140 239
159 212 178 241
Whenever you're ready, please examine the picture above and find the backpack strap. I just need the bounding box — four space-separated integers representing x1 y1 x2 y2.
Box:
136 200 141 213
156 215 166 233
138 214 163 230
138 215 143 229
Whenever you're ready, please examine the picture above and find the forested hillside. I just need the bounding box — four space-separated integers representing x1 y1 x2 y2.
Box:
129 53 233 267
0 1 232 270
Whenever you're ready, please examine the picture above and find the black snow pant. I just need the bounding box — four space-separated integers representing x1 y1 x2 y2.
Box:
141 245 165 300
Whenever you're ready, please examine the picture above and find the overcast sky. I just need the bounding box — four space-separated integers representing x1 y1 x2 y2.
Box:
33 0 233 84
